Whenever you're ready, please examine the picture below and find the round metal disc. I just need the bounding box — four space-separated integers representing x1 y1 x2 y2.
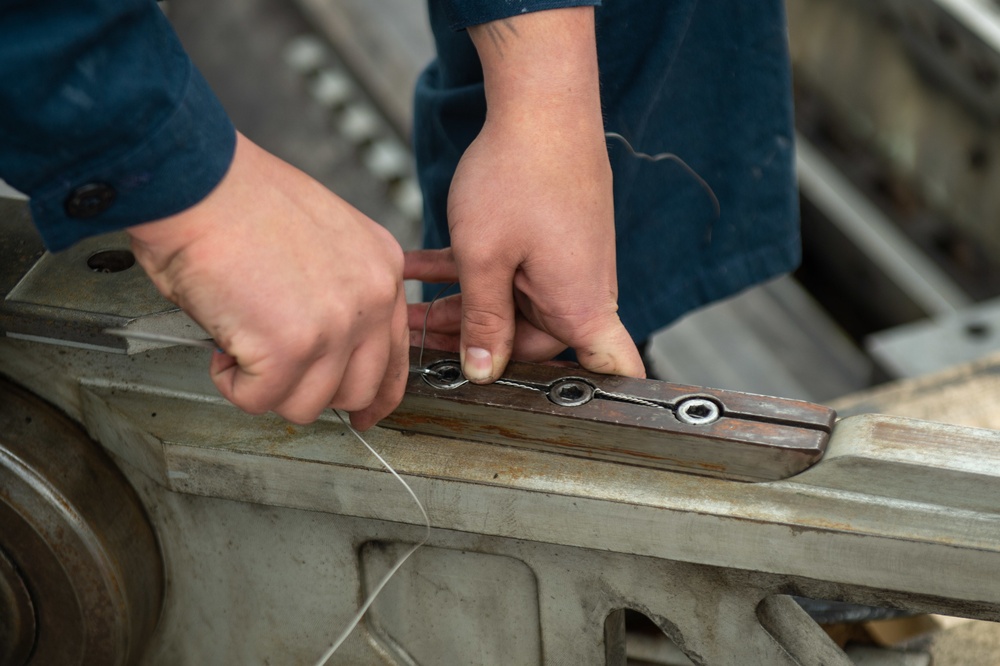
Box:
0 378 163 665
674 397 722 426
0 546 35 666
422 360 468 390
547 378 595 407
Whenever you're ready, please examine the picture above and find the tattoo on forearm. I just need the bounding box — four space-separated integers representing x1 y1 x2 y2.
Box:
481 19 519 58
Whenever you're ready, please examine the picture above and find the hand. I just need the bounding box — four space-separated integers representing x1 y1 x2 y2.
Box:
408 7 644 383
127 132 409 428
405 248 568 362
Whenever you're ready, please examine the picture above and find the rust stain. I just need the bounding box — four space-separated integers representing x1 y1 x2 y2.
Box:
387 414 466 431
545 437 588 450
387 414 736 474
479 424 532 441
285 425 297 436
497 465 529 481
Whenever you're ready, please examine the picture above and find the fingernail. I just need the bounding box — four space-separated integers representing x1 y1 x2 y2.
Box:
463 347 493 382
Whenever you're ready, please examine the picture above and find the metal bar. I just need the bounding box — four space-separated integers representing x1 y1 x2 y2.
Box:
381 348 834 482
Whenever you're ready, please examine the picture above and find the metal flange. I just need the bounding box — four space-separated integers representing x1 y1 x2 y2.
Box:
0 378 163 665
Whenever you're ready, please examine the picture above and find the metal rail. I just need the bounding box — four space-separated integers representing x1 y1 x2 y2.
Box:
796 134 972 318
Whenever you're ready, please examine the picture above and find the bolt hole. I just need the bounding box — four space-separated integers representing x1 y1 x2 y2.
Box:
87 249 135 273
558 385 584 401
675 397 721 425
684 403 713 419
966 322 991 339
437 365 461 381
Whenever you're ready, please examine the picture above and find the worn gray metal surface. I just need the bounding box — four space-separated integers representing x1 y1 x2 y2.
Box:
647 276 872 403
168 0 422 252
2 333 1000 663
868 295 1000 378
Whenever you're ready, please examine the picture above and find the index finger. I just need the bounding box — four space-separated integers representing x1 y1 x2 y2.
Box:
350 287 411 430
404 248 458 282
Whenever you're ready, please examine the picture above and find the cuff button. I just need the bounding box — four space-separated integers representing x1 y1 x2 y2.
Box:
65 183 116 218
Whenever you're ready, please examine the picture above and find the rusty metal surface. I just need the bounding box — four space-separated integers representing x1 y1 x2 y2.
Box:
381 348 835 482
0 547 34 666
0 378 163 665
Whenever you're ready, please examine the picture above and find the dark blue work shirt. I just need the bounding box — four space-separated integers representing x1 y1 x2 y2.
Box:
0 0 234 251
416 0 800 342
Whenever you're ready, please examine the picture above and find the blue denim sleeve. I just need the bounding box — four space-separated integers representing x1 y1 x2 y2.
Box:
0 0 235 251
439 0 600 30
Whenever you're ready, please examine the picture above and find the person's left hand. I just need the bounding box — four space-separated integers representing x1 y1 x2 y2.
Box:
404 7 644 383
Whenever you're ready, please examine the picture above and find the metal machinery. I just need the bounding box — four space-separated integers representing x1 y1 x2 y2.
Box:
2 194 1000 664
6 0 1000 663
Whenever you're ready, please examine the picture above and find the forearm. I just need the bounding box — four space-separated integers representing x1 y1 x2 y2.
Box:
468 7 603 131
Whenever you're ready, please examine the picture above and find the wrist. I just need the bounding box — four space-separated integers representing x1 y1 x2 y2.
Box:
127 132 249 259
469 7 602 125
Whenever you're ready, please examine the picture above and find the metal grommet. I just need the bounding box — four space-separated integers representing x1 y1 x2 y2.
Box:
675 397 721 426
547 378 595 407
421 360 468 390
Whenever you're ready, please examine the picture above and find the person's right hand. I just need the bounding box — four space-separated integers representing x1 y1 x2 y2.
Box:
127 131 409 429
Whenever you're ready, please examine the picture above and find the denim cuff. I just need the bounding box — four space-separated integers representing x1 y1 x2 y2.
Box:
28 63 235 252
441 0 600 30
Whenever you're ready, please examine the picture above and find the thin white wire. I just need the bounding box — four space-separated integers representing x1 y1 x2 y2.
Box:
418 281 456 368
313 412 431 666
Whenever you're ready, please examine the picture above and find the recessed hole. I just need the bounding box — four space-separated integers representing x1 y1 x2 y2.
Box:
437 365 461 381
558 385 584 401
675 397 721 425
965 322 991 339
87 249 135 273
685 404 712 419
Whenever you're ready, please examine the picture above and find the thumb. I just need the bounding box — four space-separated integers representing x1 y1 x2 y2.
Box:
572 315 647 379
458 265 517 383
